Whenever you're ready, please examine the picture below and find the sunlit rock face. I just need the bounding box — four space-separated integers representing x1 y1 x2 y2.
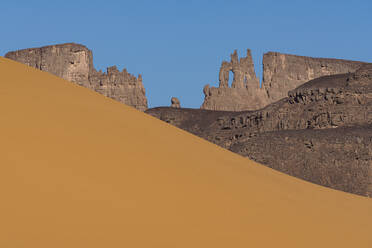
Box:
5 43 148 111
201 49 366 111
202 49 269 111
262 52 366 104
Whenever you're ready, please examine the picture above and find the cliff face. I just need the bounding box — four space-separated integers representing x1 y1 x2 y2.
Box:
147 64 372 197
89 66 147 111
5 43 148 111
201 50 269 111
263 52 366 103
201 50 366 111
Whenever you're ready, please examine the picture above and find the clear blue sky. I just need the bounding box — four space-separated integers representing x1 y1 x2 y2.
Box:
1 0 371 108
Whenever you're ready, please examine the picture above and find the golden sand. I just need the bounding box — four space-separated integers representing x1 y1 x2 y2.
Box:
0 57 371 247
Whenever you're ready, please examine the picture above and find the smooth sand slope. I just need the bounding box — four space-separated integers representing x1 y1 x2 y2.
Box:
0 56 372 248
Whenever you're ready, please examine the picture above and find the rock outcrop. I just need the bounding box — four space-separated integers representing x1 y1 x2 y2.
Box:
5 43 148 111
201 50 366 111
230 127 372 197
202 50 269 111
170 97 180 108
210 72 372 144
147 64 372 197
263 52 366 104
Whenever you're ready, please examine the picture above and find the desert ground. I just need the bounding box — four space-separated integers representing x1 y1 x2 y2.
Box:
1 56 372 247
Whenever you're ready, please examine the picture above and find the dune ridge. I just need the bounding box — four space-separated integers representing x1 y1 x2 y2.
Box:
1 56 372 247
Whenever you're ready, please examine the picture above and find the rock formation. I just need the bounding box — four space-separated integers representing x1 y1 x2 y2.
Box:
230 127 372 197
201 50 366 111
5 43 148 111
263 52 366 103
147 64 372 197
202 49 269 111
170 97 180 108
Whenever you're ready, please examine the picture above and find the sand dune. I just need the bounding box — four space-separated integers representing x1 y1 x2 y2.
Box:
0 56 372 247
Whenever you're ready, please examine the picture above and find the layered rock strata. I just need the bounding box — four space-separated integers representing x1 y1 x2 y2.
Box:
147 65 372 196
201 50 366 111
5 43 148 111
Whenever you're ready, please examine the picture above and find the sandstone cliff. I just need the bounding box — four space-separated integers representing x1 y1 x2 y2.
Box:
263 52 366 103
5 43 148 111
147 64 372 196
202 49 269 111
201 50 366 111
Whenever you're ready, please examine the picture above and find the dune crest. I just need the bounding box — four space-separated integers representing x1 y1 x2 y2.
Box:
1 56 372 247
